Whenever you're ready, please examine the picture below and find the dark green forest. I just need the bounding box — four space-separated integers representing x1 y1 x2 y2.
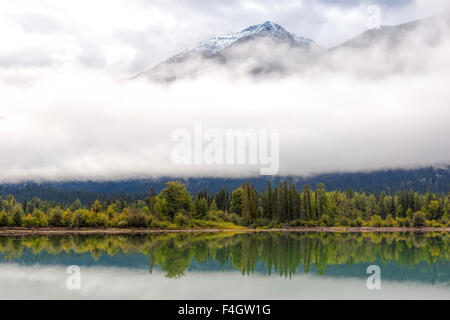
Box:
1 167 449 204
0 178 448 229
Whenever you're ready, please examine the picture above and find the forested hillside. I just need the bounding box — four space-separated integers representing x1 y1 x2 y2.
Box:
1 179 448 230
1 167 448 204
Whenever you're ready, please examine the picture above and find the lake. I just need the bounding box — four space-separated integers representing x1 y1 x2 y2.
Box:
0 231 448 299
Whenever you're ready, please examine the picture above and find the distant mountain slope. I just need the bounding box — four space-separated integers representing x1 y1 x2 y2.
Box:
335 11 450 50
134 21 323 81
168 21 318 61
133 13 449 81
1 167 448 203
321 12 449 76
333 19 423 50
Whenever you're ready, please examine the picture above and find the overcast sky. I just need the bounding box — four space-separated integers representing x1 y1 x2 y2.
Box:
0 0 449 182
0 0 448 76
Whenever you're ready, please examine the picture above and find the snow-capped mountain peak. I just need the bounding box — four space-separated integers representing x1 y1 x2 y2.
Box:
167 21 315 62
241 21 291 38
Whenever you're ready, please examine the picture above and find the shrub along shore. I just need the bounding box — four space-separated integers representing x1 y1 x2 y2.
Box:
0 180 448 230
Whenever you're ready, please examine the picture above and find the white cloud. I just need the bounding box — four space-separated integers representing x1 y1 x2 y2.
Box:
0 1 449 182
0 0 448 74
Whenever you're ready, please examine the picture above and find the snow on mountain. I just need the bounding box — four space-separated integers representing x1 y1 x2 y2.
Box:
132 14 448 81
167 21 317 63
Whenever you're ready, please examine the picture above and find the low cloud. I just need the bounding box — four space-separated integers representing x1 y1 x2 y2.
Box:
0 2 449 182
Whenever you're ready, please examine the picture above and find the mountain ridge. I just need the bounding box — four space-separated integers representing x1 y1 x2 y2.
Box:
2 166 449 203
133 13 448 81
164 21 318 63
133 20 323 80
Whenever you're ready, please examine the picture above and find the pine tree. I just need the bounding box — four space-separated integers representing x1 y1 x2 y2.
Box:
303 185 312 220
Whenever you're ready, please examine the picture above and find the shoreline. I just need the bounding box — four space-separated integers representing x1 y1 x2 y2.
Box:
0 226 448 236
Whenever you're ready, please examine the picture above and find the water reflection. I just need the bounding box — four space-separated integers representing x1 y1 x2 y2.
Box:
1 264 449 300
0 232 448 283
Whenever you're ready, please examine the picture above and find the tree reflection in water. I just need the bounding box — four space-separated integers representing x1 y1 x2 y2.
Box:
0 232 448 280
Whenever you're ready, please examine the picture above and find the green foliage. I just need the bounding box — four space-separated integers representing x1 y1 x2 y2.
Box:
92 200 102 214
195 198 208 218
413 211 427 227
154 195 168 219
396 217 411 227
126 210 148 228
48 207 64 227
62 210 74 228
95 212 109 228
0 211 9 227
70 199 82 211
174 213 188 227
209 199 218 213
22 214 37 228
0 180 447 230
72 209 89 228
428 201 440 220
32 209 48 227
230 188 243 215
350 217 364 227
12 204 24 227
160 182 193 221
369 215 383 227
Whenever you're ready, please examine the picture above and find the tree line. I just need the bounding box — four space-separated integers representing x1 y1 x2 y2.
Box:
0 180 448 229
2 166 449 204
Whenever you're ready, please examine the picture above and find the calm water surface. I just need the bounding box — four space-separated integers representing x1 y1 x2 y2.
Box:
0 232 448 299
